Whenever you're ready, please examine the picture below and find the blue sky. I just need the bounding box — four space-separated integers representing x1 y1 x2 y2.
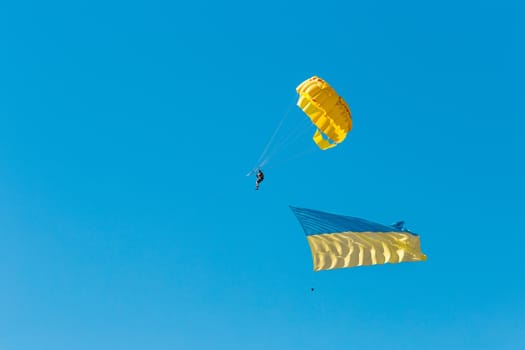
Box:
1 1 524 349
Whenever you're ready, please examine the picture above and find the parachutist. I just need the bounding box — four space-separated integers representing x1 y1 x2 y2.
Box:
255 169 264 190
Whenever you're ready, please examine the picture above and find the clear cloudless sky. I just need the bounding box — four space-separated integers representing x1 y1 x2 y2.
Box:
1 1 524 349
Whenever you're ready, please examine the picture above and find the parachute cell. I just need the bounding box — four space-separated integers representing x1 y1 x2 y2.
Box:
296 76 352 150
290 206 427 271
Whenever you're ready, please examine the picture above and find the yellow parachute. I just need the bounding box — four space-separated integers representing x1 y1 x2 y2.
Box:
296 76 352 150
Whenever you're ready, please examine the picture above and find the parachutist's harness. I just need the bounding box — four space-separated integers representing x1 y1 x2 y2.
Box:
256 172 264 184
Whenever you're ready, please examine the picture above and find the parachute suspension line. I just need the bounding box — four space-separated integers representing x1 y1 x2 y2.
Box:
248 96 297 174
262 146 317 171
265 113 311 156
259 117 311 168
258 116 313 168
255 111 286 166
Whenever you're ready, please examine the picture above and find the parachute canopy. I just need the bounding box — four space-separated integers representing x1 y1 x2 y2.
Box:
290 206 427 271
296 76 352 150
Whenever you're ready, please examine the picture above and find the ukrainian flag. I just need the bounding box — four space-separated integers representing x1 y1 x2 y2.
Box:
290 206 427 271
